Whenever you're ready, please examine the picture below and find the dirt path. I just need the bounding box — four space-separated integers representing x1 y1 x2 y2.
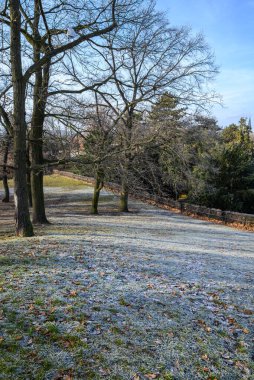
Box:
0 184 253 379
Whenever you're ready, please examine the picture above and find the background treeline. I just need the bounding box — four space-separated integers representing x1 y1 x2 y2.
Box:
46 95 254 215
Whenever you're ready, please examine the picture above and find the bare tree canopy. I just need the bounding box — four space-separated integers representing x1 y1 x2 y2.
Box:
0 0 117 236
0 0 221 236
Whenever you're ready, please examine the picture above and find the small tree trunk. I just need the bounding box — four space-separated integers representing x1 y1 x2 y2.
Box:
119 152 131 213
119 179 129 212
10 0 33 237
119 115 133 213
2 134 10 202
2 176 10 203
26 140 32 207
27 174 33 207
91 187 100 215
91 170 104 214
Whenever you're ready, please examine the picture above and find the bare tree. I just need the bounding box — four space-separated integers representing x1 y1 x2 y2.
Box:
92 1 218 211
0 0 117 236
83 100 117 214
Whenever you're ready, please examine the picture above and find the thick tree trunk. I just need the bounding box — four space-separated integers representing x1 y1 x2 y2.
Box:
91 170 104 214
2 134 10 202
30 69 49 223
31 168 48 223
10 0 33 236
30 98 48 223
30 4 50 224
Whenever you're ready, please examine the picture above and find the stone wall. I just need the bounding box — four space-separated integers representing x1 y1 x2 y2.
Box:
53 170 254 227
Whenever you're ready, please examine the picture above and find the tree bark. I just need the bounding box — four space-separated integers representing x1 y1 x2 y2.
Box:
91 169 104 215
26 140 33 207
119 156 131 212
119 178 129 212
30 74 49 223
2 133 10 203
10 0 34 236
119 115 133 213
30 1 50 224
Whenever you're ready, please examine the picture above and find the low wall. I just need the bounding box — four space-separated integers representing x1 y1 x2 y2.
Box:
135 193 254 227
53 170 254 227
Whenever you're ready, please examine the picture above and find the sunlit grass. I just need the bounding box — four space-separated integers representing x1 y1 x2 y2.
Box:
43 174 90 187
0 174 91 189
0 178 14 188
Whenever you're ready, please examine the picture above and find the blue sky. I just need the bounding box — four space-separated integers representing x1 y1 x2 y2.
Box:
156 0 254 126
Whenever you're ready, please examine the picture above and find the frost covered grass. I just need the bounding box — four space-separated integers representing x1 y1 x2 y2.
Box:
0 184 253 379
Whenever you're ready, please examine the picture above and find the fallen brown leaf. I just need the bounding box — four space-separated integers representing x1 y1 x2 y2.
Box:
144 374 158 379
242 309 253 315
15 335 23 340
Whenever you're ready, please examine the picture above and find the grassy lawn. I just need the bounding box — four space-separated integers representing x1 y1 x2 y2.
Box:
0 179 253 379
0 174 89 189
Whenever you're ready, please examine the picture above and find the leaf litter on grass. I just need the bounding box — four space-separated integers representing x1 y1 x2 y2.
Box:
0 183 253 379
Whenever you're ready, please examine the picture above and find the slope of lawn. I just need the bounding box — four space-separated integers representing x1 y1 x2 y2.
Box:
0 177 253 379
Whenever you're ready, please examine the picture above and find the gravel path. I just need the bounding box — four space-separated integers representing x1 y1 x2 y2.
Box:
0 185 253 380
